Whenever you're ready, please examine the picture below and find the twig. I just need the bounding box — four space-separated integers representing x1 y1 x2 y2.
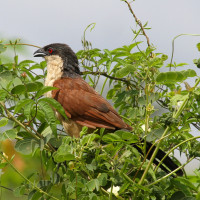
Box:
0 102 55 152
0 185 28 196
138 78 200 186
5 43 40 49
124 0 150 47
169 33 200 70
148 157 194 187
154 135 200 173
0 152 59 200
81 71 130 84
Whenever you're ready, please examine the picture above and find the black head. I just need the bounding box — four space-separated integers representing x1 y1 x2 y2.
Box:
33 43 80 76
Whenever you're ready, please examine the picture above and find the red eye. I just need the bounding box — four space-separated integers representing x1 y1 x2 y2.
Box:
48 48 53 54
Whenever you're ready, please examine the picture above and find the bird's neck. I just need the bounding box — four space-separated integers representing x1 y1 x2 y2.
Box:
45 56 80 88
45 55 63 88
62 57 81 78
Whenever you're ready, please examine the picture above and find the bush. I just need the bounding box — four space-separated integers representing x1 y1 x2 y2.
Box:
0 2 200 199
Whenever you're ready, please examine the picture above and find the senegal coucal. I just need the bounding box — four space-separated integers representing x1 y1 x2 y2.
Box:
33 43 183 176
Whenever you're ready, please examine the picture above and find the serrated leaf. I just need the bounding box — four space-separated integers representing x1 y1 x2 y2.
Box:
38 97 67 119
14 99 35 114
35 86 57 99
38 100 57 135
41 126 52 137
0 90 7 101
24 101 35 119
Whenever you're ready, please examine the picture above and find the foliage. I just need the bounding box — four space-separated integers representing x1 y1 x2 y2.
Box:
1 5 200 200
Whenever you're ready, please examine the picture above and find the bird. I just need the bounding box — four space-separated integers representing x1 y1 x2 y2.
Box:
33 43 183 176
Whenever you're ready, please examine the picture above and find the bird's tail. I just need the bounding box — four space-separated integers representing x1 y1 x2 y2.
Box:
133 140 183 176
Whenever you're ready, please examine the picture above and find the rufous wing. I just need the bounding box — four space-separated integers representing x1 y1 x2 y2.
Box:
52 77 132 131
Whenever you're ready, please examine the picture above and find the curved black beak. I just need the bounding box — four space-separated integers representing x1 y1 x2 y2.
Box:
33 48 47 57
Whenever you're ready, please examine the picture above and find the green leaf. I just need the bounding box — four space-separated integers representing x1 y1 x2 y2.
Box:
102 133 122 143
106 89 116 100
0 44 7 53
19 60 35 66
156 70 197 84
86 179 96 191
38 100 57 135
53 153 75 162
0 90 7 101
11 85 26 94
0 129 17 141
0 118 8 127
116 64 136 78
24 101 35 119
197 43 200 51
14 186 26 197
14 99 35 114
97 173 107 186
81 134 100 146
28 189 42 200
38 97 67 119
35 86 58 99
41 126 52 137
0 71 12 81
161 54 168 61
15 139 39 155
26 82 39 92
40 61 47 69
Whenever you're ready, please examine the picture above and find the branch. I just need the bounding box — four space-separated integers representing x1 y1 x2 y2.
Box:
123 0 151 47
138 77 200 186
81 71 130 84
5 43 40 49
0 152 59 200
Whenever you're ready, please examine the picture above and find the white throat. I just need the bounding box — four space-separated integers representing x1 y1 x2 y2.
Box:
44 55 63 97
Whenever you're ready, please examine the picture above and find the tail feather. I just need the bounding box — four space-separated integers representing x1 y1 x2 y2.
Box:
133 141 183 176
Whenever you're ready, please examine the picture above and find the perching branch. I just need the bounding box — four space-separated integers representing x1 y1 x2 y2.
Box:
123 0 151 47
81 71 130 84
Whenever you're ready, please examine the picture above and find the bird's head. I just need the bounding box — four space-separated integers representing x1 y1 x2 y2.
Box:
33 43 80 76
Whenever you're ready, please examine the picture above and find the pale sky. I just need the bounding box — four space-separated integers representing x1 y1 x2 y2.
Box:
1 0 200 174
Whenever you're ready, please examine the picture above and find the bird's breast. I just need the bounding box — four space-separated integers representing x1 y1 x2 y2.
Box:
44 55 64 98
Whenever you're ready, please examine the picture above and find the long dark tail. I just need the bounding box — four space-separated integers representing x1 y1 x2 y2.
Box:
133 141 183 176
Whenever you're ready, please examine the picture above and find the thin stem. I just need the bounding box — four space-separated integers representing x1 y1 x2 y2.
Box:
0 102 39 140
81 71 130 85
0 152 59 200
148 157 194 187
138 78 200 185
5 43 41 49
170 34 200 69
123 0 150 47
154 135 200 173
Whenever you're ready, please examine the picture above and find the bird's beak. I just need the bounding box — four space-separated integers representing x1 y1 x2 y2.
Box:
33 48 47 57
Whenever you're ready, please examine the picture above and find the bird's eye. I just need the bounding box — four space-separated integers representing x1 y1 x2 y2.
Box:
48 48 53 54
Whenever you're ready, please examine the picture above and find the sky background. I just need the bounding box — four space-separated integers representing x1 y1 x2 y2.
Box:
1 0 200 174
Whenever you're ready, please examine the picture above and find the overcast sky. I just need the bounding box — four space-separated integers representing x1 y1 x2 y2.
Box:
1 0 200 174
